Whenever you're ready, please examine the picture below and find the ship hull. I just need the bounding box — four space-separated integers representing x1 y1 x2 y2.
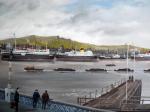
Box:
56 55 98 62
1 53 54 62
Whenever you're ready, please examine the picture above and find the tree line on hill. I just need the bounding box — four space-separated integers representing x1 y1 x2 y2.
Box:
0 35 149 54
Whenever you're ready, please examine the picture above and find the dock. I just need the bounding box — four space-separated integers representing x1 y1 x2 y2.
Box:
78 78 143 111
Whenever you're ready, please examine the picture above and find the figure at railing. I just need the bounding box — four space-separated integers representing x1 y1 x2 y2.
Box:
41 90 50 110
14 87 19 112
32 89 40 108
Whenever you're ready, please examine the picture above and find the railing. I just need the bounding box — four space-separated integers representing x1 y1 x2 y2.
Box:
77 78 126 105
0 89 113 112
120 96 150 111
0 89 5 100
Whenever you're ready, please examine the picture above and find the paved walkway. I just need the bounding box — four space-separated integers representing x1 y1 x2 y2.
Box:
84 80 142 109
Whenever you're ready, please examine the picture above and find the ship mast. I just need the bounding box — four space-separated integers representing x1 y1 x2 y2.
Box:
13 33 16 50
46 42 47 49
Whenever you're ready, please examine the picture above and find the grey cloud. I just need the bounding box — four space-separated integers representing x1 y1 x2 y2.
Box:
0 0 150 48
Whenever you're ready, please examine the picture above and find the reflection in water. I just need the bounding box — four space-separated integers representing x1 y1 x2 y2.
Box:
0 60 150 103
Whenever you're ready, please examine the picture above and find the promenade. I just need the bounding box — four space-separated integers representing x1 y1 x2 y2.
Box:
0 100 55 112
0 100 36 112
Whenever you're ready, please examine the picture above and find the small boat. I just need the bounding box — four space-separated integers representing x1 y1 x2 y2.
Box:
114 68 134 72
111 54 121 59
105 64 116 67
99 56 111 59
85 68 107 72
144 69 150 72
24 66 44 72
54 68 76 71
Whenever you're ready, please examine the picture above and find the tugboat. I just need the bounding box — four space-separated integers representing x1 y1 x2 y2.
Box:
56 48 98 62
24 66 44 72
114 68 134 72
54 68 76 71
1 48 54 61
85 68 107 72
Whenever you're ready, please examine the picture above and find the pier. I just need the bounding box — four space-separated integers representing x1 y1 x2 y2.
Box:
78 78 143 111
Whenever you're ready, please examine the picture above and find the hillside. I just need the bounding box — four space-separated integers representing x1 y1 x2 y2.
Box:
0 35 149 53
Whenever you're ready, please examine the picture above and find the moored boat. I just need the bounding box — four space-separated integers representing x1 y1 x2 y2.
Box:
111 54 121 59
131 52 150 61
85 68 107 72
144 69 150 72
54 68 76 71
1 49 54 61
56 48 98 62
105 64 116 67
24 66 44 72
114 68 134 72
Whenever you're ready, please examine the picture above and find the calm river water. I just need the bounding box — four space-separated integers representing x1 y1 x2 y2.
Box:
0 60 150 103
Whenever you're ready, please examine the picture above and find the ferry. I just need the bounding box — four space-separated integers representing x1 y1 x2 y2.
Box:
1 48 54 61
56 48 98 62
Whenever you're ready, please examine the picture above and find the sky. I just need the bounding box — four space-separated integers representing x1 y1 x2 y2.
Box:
0 0 150 48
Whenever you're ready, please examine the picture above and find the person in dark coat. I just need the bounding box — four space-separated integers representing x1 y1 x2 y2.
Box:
14 87 19 112
32 89 40 108
42 90 49 110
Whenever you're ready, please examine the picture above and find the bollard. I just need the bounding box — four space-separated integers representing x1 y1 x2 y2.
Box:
5 84 14 102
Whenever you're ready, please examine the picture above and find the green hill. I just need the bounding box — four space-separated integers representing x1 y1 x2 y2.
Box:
0 35 149 53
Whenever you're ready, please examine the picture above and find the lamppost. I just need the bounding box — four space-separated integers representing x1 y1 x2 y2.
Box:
125 44 129 103
8 61 12 88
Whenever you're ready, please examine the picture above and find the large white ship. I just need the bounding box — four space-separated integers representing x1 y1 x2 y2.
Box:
56 49 98 62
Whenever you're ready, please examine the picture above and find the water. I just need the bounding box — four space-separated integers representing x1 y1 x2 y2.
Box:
0 60 150 104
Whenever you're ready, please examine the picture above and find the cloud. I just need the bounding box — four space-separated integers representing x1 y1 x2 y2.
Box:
0 0 150 48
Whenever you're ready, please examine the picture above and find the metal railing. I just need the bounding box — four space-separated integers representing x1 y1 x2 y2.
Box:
0 89 5 100
0 89 113 112
77 78 126 105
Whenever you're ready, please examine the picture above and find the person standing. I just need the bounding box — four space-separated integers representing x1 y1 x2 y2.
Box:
32 89 40 108
14 88 19 112
42 90 49 110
